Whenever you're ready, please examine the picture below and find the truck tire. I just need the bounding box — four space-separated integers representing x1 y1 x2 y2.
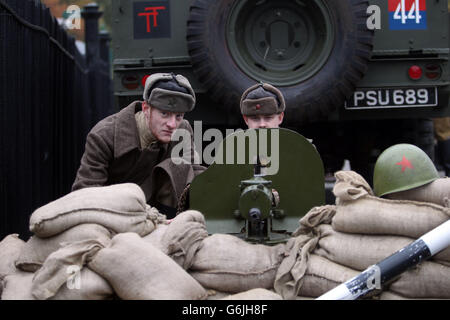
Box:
187 0 374 125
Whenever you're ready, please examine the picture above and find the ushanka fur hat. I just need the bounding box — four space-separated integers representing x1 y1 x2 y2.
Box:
240 83 286 116
143 73 196 113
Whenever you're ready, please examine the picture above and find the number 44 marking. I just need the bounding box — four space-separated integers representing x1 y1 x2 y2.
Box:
394 0 422 24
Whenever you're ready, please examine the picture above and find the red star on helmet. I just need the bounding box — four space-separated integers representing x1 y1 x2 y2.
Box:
396 156 414 172
255 104 261 110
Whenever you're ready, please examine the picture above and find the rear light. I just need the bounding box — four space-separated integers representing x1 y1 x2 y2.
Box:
142 74 151 88
424 64 441 80
408 65 422 80
122 75 140 90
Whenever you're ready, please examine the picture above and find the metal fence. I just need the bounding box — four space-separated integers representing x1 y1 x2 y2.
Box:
0 0 113 240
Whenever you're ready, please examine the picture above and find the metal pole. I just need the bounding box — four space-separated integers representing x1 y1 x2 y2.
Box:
81 3 103 68
99 30 111 63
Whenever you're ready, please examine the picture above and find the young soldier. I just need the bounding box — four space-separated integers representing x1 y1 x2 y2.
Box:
240 83 285 129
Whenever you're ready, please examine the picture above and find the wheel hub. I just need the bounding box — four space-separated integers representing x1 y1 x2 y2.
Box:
226 0 335 86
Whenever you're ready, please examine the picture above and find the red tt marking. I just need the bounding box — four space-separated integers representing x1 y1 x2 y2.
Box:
138 6 166 33
396 156 414 172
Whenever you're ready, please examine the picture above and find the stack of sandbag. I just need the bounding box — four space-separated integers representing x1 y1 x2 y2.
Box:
274 171 450 300
28 183 162 238
142 211 285 300
28 231 208 300
2 183 210 300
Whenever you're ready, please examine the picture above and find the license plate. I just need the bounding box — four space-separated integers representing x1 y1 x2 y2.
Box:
345 87 438 109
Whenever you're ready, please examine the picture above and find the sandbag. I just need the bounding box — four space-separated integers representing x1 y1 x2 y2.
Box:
293 205 336 235
142 223 169 250
332 195 450 238
221 288 282 300
190 234 286 293
377 291 444 300
31 238 107 300
16 224 112 272
332 170 374 204
314 224 450 271
1 268 113 300
160 210 209 269
50 267 114 300
386 178 450 208
1 271 35 300
297 254 359 298
377 291 410 300
29 183 164 238
274 231 321 300
204 289 232 300
389 261 450 299
88 232 206 300
297 255 450 299
0 234 25 278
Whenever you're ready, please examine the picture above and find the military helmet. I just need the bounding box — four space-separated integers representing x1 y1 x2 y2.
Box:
143 73 196 113
373 144 439 197
240 83 286 116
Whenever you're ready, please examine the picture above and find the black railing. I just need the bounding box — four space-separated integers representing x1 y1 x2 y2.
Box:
0 0 113 240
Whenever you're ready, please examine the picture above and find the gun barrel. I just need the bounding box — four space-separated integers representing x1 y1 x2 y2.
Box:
317 219 450 300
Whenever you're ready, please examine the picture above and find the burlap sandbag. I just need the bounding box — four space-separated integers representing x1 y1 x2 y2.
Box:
386 178 450 208
332 171 374 204
314 224 450 270
377 291 445 300
31 238 107 300
389 261 450 299
377 291 411 300
273 207 338 300
0 234 25 298
0 234 25 278
16 224 112 272
221 288 283 300
297 254 359 298
1 268 113 300
29 183 164 238
332 195 450 238
296 255 450 299
160 210 209 269
190 234 286 293
142 222 169 250
293 205 336 235
88 232 207 300
204 289 232 300
1 271 35 300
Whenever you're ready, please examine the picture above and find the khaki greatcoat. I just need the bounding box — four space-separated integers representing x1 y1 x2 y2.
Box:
72 101 205 216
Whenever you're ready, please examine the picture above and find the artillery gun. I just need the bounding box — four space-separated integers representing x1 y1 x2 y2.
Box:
189 128 325 242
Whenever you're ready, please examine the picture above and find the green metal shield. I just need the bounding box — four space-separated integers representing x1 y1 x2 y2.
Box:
189 128 325 235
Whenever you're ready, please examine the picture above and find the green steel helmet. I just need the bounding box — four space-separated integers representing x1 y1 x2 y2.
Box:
373 144 439 197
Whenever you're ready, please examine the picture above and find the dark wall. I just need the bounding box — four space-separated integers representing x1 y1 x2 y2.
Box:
0 0 112 240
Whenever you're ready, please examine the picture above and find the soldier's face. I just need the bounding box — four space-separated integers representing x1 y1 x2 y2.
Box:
243 113 284 129
143 103 184 144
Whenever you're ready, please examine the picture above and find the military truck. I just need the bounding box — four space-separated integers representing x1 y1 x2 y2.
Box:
111 0 450 183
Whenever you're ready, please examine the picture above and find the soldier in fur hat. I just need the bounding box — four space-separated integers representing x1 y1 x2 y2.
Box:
240 82 286 129
72 73 204 218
